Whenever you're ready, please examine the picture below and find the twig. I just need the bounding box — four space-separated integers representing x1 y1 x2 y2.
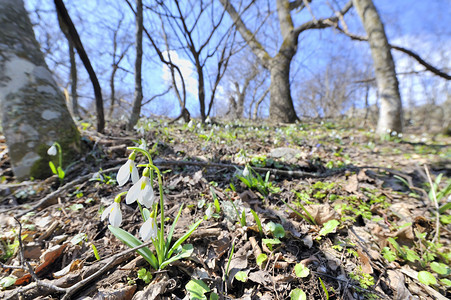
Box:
61 240 154 300
423 164 440 243
7 166 120 217
13 216 66 294
154 158 344 178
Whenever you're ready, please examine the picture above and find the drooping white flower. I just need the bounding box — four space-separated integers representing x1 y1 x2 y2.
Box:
101 201 122 227
47 144 57 156
205 204 214 220
126 168 155 208
117 152 139 186
140 216 158 241
243 166 249 177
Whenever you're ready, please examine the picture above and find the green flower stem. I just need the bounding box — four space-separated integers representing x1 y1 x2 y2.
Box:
54 142 63 169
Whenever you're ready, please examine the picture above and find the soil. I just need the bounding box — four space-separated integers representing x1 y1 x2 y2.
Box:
1 118 450 300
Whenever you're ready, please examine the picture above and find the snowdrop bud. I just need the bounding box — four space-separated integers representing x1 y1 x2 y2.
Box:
205 204 214 220
243 166 249 177
47 144 57 156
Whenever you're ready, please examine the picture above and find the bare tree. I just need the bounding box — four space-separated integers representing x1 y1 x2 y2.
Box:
219 0 353 123
151 0 232 122
54 0 105 133
128 0 144 129
0 0 80 179
352 0 402 134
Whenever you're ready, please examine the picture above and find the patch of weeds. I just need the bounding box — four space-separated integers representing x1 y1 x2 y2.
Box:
349 266 375 290
235 165 280 197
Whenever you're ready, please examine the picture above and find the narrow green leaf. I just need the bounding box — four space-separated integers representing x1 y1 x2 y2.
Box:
165 204 184 253
250 209 263 237
49 161 57 174
167 219 202 259
0 276 16 288
318 277 329 300
91 244 101 260
108 225 158 269
160 244 193 269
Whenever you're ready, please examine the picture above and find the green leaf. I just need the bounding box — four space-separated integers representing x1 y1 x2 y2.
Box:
240 210 246 227
186 279 210 300
108 225 158 270
262 238 281 251
403 247 420 262
290 288 307 300
250 209 263 237
430 262 450 275
209 293 219 300
439 201 451 214
137 268 152 283
265 222 285 238
0 276 16 289
256 253 268 267
165 204 184 253
57 166 65 179
418 271 437 286
294 263 310 278
319 220 340 237
440 278 451 287
382 247 397 262
318 277 329 300
91 244 101 260
142 208 151 222
234 271 248 282
160 244 193 269
49 161 57 174
166 219 202 260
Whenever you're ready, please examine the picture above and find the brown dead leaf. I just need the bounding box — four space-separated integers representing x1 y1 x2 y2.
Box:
344 174 359 193
53 259 83 278
357 248 373 274
303 204 339 225
248 270 272 285
15 243 67 285
93 284 136 300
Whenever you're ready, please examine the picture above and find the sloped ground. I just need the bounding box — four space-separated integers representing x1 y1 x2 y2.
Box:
1 118 450 300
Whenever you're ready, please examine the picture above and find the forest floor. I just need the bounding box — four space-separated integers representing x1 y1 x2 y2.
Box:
0 117 450 300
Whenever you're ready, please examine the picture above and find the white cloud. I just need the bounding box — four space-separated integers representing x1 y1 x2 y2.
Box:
161 51 198 98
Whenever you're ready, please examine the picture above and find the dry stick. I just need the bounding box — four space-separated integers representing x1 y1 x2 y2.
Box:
61 239 153 300
13 216 66 294
154 158 343 178
423 164 440 243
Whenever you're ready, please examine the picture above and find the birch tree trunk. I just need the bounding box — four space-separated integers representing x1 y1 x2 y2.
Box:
0 0 80 179
353 0 403 134
128 0 143 130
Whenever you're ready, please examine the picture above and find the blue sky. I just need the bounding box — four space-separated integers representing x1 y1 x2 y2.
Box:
25 0 450 119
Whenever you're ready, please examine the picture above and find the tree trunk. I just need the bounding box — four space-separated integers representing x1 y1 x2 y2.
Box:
268 53 298 123
0 0 80 179
128 0 143 130
353 0 403 135
68 40 79 118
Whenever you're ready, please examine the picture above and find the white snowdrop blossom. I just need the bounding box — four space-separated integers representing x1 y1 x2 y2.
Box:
243 166 249 177
188 120 194 128
117 152 139 186
102 200 122 227
126 168 155 208
47 144 57 156
140 216 158 241
205 204 214 220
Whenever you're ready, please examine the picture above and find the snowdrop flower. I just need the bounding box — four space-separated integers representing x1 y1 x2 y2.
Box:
102 196 122 227
126 167 155 208
205 116 211 124
243 166 249 177
117 152 139 186
47 144 57 156
188 120 194 128
140 216 158 241
205 204 214 220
